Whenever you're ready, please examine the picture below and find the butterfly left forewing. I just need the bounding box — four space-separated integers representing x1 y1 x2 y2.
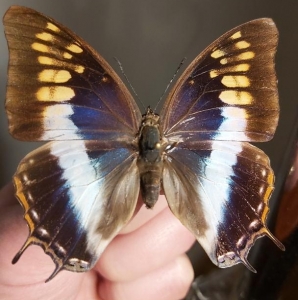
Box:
4 6 141 141
161 19 283 271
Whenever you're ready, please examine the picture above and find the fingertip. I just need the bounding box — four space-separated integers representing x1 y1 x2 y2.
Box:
96 208 195 282
174 254 195 298
98 254 194 300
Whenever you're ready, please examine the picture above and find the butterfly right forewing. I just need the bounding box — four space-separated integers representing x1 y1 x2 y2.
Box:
161 18 279 143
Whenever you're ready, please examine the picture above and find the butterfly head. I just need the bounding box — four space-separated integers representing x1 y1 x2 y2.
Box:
142 106 159 124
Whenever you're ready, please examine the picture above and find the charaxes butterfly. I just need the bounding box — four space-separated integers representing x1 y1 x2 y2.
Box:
3 6 284 281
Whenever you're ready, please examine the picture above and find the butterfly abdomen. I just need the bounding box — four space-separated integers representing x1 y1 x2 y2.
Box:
138 109 164 208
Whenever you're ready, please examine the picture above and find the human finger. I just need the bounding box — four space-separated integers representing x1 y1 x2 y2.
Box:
99 254 194 300
96 204 195 282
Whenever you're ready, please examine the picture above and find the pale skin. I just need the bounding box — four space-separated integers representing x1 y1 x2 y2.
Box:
0 183 195 300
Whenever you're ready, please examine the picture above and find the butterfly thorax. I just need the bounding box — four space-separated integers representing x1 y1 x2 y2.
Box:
137 108 165 209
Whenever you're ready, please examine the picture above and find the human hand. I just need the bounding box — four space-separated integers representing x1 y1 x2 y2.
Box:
0 183 195 300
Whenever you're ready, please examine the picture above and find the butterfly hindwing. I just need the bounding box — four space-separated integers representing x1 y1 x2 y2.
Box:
163 141 283 270
4 6 141 141
160 19 279 143
12 140 139 281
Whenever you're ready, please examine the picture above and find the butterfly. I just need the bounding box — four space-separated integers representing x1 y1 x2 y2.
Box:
4 5 284 282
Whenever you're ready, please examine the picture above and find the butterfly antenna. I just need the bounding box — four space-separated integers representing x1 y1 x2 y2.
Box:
154 57 187 112
114 57 146 110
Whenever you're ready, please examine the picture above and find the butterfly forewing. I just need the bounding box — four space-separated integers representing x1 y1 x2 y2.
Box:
4 6 141 141
161 19 279 143
161 19 282 270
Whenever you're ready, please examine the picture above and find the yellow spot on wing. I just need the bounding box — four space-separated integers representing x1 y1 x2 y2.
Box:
46 22 60 32
31 42 50 53
36 86 75 101
209 64 250 78
221 75 250 87
220 58 228 65
38 69 72 83
235 41 250 49
220 52 255 64
36 32 55 42
74 65 85 73
66 43 83 53
38 56 56 65
63 52 72 59
211 49 225 58
232 63 250 72
210 70 218 78
219 90 253 105
230 31 242 40
38 56 84 73
237 51 255 60
32 43 75 62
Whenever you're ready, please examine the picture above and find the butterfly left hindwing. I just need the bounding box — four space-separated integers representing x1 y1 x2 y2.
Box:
13 140 139 281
